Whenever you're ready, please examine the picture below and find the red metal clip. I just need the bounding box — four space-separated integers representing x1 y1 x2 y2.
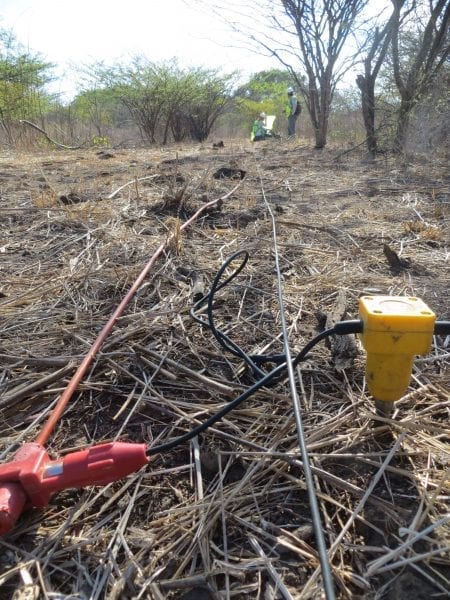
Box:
0 441 149 535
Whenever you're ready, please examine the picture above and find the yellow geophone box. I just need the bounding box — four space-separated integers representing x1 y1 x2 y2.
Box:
358 296 436 414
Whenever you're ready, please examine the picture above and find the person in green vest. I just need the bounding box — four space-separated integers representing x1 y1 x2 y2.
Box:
250 112 268 142
286 87 300 137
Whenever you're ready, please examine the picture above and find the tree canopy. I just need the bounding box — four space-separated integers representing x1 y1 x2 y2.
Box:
0 28 55 143
76 58 237 143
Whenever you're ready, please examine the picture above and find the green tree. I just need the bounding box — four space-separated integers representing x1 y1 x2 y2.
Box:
232 69 296 136
114 58 169 144
0 29 54 145
71 87 121 139
235 69 293 118
235 69 293 102
86 58 235 144
182 68 237 142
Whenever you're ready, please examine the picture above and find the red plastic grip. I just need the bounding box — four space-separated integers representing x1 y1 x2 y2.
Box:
0 442 48 534
0 442 150 535
45 442 149 491
0 483 27 536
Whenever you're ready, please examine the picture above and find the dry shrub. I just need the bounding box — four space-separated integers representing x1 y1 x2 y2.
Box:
32 189 58 208
164 216 183 254
403 220 443 240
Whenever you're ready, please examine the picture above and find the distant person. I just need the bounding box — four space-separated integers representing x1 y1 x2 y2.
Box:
286 87 300 137
251 112 267 142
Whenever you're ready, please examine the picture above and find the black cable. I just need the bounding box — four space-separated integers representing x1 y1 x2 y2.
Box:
190 250 267 378
334 319 363 335
146 325 337 456
435 321 450 336
190 250 363 375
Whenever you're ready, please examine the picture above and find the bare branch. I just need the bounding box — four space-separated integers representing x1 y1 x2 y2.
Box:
19 119 84 149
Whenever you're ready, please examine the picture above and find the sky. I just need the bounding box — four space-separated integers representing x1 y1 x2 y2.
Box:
0 0 280 100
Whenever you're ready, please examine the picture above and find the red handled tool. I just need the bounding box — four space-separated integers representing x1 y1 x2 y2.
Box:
0 442 149 535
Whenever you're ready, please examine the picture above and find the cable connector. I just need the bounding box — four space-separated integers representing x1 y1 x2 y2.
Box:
0 441 149 535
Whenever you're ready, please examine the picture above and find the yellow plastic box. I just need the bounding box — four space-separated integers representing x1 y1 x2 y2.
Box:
359 296 435 402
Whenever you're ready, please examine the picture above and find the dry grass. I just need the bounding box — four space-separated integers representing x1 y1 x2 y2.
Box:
0 141 449 599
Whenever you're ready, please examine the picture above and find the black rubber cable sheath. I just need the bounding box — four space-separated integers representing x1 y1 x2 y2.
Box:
146 327 335 456
434 321 450 336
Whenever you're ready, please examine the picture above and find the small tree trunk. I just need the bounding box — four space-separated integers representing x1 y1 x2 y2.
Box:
307 81 329 149
162 119 171 145
356 74 377 156
314 123 327 149
315 98 330 149
393 97 414 153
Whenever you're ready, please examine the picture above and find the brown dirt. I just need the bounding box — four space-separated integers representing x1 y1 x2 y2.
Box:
0 140 449 599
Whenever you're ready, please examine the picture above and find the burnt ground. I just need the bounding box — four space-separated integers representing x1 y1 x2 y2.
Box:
0 139 449 599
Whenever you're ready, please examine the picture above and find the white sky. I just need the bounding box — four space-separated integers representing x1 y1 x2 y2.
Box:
0 0 280 100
